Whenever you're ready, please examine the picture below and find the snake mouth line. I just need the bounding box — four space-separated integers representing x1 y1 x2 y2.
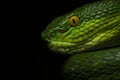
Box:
49 41 76 48
47 41 76 53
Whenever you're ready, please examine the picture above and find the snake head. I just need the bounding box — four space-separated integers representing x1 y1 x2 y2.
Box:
41 12 83 54
41 0 120 54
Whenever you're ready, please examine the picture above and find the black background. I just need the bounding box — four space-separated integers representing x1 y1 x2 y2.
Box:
32 0 99 80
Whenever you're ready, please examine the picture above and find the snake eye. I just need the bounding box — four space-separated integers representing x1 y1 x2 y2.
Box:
69 16 79 26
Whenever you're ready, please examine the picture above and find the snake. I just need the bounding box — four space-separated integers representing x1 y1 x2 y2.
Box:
41 0 120 80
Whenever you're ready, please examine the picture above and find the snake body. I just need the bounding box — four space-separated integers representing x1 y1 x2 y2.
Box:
41 0 120 80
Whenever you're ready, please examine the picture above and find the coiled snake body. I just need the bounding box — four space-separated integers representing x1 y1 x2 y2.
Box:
41 0 120 80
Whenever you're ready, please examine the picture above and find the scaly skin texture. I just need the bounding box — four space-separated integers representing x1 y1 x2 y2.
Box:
41 0 120 79
63 47 120 80
42 0 120 54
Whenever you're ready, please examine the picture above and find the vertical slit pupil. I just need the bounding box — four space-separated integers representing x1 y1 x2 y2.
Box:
72 18 76 24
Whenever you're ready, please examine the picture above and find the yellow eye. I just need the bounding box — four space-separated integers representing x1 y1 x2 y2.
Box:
69 16 79 26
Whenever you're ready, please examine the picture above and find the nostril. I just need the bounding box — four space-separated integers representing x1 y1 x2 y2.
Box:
41 32 51 42
41 30 54 43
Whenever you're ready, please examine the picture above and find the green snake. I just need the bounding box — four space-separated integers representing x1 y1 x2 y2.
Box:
41 0 120 80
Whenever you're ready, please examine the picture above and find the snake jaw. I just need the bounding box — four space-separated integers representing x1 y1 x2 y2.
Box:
48 41 76 54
